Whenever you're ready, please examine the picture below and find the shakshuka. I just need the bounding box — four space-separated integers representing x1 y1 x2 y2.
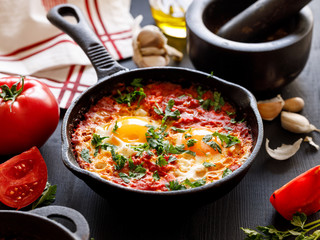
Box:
71 79 253 191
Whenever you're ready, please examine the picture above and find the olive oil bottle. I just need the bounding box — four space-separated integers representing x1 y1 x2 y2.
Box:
149 0 192 38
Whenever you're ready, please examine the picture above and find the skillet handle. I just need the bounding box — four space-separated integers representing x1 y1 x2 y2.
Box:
31 205 90 240
47 4 128 80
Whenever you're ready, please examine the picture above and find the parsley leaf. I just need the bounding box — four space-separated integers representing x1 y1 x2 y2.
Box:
241 212 320 239
168 155 177 163
202 135 222 153
111 148 128 170
186 139 198 147
91 133 108 147
31 182 57 209
112 121 119 133
155 99 180 125
156 155 168 167
152 171 160 181
203 162 216 168
171 126 188 133
184 133 192 139
212 91 225 111
81 149 91 163
222 168 232 178
197 86 206 99
115 86 146 107
91 133 111 156
131 78 143 88
183 178 206 188
119 172 131 183
166 180 186 191
212 131 241 147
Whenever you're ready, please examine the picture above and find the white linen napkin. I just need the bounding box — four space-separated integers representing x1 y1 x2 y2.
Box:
0 0 134 108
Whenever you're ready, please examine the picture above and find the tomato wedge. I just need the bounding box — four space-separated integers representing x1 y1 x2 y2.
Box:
0 147 47 209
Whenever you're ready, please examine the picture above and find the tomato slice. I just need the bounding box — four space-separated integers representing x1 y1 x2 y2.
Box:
0 147 47 209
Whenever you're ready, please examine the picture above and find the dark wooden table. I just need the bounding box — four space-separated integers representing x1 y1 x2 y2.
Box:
2 1 320 239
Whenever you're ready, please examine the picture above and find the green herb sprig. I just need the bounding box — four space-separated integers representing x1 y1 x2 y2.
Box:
32 182 57 209
241 212 320 239
115 79 146 107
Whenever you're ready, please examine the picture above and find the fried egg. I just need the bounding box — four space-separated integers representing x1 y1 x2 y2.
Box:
96 116 159 147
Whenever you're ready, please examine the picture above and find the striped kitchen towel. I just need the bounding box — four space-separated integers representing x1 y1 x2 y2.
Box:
0 0 134 108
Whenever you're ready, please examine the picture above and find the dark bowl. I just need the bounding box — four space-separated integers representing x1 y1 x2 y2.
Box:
47 4 264 208
0 206 90 240
186 0 313 93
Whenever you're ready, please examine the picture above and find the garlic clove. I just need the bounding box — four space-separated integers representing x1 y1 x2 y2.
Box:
140 47 167 56
281 111 320 133
140 55 169 67
304 136 320 150
283 97 305 112
165 45 183 61
137 25 166 48
265 138 303 160
257 95 285 121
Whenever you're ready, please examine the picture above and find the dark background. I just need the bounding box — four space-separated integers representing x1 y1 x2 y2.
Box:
1 1 320 239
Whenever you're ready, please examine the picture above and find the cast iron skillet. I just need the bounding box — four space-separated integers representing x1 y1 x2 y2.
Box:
47 4 263 207
0 206 89 240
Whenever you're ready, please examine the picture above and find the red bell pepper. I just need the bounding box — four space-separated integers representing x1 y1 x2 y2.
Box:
270 165 320 220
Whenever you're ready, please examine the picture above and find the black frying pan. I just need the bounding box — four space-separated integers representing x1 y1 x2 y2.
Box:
47 4 263 207
0 206 89 240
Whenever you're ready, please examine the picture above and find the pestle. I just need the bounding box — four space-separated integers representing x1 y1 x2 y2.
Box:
216 0 312 42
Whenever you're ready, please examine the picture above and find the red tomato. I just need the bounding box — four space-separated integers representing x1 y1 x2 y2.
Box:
270 165 320 220
0 147 48 209
0 76 60 155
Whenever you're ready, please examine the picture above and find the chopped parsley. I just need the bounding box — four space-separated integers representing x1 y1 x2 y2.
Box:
186 139 198 147
130 78 143 88
166 178 206 191
81 149 91 163
118 160 147 183
196 86 206 99
196 86 225 111
119 172 130 183
184 133 192 139
152 171 160 181
183 178 206 188
202 135 222 153
154 99 180 125
91 133 115 156
203 162 216 168
156 155 168 167
168 155 177 163
129 164 147 180
222 168 232 178
91 133 108 147
166 180 186 191
111 148 127 170
171 126 188 133
112 121 119 133
115 79 146 107
213 131 241 147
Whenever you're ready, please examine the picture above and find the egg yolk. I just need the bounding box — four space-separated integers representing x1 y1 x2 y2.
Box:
184 129 221 156
113 116 152 144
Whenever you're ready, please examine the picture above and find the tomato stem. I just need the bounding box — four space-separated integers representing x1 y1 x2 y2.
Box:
0 76 25 112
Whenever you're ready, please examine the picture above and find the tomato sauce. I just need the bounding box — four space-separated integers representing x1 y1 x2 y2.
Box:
72 81 253 192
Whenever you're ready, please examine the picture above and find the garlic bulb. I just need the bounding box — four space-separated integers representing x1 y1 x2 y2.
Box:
281 111 320 133
132 24 183 68
257 95 284 121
